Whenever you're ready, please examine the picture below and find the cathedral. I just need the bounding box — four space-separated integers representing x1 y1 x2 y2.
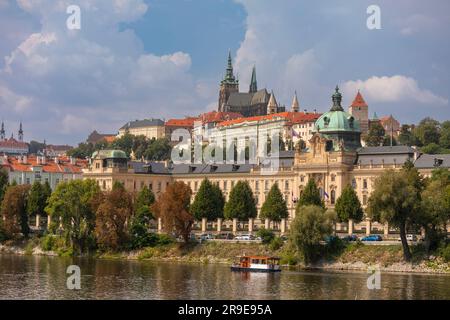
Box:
218 52 285 117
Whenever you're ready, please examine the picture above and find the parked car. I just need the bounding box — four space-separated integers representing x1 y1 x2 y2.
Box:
235 234 255 241
198 233 215 241
361 235 383 241
397 234 417 241
324 235 339 244
216 232 234 240
342 234 358 241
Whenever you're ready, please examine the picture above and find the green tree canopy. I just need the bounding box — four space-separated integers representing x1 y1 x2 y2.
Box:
45 179 102 253
191 179 225 221
129 185 156 249
439 121 450 149
297 179 324 209
0 168 8 202
224 181 257 220
289 205 333 264
27 181 51 218
414 117 440 146
334 185 364 223
364 122 385 147
260 183 288 222
367 165 424 261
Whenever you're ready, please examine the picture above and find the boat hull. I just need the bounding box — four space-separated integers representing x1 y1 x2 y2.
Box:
230 266 281 273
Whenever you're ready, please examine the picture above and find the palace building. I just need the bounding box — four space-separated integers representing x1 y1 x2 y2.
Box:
82 86 449 235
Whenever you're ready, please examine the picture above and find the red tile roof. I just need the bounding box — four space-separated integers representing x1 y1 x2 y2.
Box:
165 117 199 128
199 111 242 124
217 111 321 127
351 91 368 108
0 137 28 149
2 156 88 174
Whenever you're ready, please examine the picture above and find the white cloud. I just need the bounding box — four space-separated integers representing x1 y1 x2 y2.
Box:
0 85 33 112
342 75 448 106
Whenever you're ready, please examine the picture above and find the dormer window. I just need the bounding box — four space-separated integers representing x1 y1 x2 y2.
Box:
323 116 330 127
348 116 355 128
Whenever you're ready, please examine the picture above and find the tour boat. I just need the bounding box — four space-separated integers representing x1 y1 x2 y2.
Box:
230 255 281 272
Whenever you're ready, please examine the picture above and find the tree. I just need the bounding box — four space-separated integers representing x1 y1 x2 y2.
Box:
28 140 46 154
0 185 31 239
129 186 156 249
0 168 8 202
260 183 288 222
45 179 102 253
421 143 441 154
364 122 385 147
297 179 324 209
439 121 450 149
334 184 364 226
67 142 95 159
151 181 193 243
145 138 172 161
419 174 450 253
95 182 133 250
191 179 225 221
224 181 257 221
111 133 134 156
367 165 424 261
398 125 417 146
289 205 333 264
27 181 51 225
414 117 440 146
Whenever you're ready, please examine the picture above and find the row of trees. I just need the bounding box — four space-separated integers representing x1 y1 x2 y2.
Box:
364 117 450 154
67 133 172 160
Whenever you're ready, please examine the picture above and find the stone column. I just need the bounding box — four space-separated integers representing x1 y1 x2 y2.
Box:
348 219 354 235
248 218 254 234
217 218 222 232
47 215 51 227
280 218 286 235
157 217 163 234
201 218 207 233
35 214 41 228
232 218 238 234
384 222 389 237
265 218 270 230
366 219 371 236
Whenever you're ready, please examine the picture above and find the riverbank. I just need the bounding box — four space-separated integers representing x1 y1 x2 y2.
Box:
1 239 449 274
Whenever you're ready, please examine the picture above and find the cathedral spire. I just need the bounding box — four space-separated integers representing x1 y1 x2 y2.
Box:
291 91 299 112
331 85 344 111
0 121 5 140
267 91 278 114
249 65 257 93
18 121 23 141
223 50 237 84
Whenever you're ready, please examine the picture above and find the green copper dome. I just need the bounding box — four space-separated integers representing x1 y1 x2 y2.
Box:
312 86 362 151
92 149 127 159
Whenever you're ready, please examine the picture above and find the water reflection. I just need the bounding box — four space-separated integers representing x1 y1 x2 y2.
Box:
0 254 449 300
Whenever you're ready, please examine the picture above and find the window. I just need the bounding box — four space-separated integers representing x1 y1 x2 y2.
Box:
194 181 198 191
319 188 324 198
265 181 269 191
26 178 30 184
363 179 368 189
223 181 227 190
95 163 100 169
231 181 235 188
255 181 259 190
102 180 106 190
331 190 336 205
285 180 289 190
331 174 336 182
363 195 368 206
140 181 144 189
300 175 305 183
158 182 162 192
351 178 357 189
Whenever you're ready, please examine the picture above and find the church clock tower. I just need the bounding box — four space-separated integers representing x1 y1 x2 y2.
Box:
218 51 239 112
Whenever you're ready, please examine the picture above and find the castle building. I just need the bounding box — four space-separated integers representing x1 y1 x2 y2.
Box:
118 118 165 140
218 52 285 117
348 90 369 134
83 86 448 235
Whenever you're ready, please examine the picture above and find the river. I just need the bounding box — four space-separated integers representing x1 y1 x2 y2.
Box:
0 254 449 300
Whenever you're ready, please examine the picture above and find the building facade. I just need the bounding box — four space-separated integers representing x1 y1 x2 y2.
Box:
118 118 166 140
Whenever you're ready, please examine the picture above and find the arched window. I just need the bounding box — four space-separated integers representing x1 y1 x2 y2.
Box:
351 178 357 189
331 190 336 204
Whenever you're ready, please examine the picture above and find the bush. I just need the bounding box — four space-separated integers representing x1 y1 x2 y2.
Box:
439 244 450 262
155 233 174 246
256 228 275 244
40 234 56 251
269 237 283 251
0 228 6 243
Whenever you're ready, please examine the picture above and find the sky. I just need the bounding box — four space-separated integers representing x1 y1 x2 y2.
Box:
0 0 449 145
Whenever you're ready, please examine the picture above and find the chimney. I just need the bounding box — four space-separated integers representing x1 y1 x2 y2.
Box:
314 109 317 114
304 109 307 114
22 155 27 164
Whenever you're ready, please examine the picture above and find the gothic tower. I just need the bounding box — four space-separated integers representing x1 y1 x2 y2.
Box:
291 91 299 112
249 66 257 93
18 122 23 141
267 91 278 114
218 50 239 112
349 90 369 134
0 121 5 140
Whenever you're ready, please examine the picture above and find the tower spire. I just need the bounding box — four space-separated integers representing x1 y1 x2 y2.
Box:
267 91 278 114
18 121 23 141
223 49 237 84
291 91 299 112
0 121 5 140
249 65 257 93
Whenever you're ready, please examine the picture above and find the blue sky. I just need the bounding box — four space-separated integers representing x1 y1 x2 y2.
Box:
0 0 449 145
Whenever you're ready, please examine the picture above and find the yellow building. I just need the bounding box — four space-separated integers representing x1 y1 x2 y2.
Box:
117 118 165 140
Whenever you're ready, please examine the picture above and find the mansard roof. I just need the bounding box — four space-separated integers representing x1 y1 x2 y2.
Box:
414 154 450 169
